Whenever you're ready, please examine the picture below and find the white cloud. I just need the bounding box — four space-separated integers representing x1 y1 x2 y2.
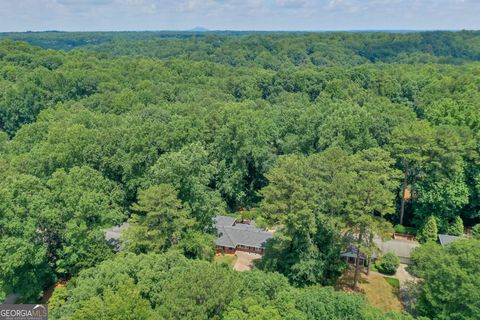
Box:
274 0 308 8
0 0 479 31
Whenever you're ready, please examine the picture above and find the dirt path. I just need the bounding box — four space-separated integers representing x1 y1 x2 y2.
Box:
396 264 418 286
233 251 261 271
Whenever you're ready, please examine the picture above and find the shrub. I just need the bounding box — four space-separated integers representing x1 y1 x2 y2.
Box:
472 224 480 239
394 224 417 235
447 216 464 236
375 253 400 275
417 216 438 243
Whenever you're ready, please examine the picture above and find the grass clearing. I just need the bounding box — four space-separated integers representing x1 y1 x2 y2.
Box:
336 269 403 313
214 254 237 267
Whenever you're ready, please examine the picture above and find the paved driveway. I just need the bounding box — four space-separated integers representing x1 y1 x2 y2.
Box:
234 251 262 271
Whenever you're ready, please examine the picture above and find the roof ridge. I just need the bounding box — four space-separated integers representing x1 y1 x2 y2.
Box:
222 226 236 247
223 225 271 234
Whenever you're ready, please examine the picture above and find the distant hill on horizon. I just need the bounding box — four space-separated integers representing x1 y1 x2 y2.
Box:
189 27 209 32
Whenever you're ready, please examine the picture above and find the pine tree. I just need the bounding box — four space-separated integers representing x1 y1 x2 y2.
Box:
417 216 438 243
447 216 464 236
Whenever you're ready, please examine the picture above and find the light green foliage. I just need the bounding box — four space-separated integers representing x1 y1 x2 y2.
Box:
147 143 225 229
5 104 163 198
375 253 400 275
0 130 7 153
49 252 413 320
212 103 278 208
294 286 411 320
0 174 54 301
48 286 68 311
0 167 124 301
343 148 399 289
417 216 438 243
71 281 155 320
49 252 189 319
448 216 464 236
389 120 475 228
259 150 350 286
45 166 125 271
410 240 480 319
389 120 436 225
123 184 192 254
394 225 417 235
317 102 379 153
472 224 480 239
260 147 399 288
0 33 479 319
413 126 472 227
154 261 239 319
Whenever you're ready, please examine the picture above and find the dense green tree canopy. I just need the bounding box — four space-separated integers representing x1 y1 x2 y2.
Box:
0 31 479 319
410 240 480 320
49 252 414 320
0 167 125 301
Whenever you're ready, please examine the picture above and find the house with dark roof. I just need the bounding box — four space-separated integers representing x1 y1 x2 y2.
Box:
214 215 273 255
104 217 273 255
340 236 420 265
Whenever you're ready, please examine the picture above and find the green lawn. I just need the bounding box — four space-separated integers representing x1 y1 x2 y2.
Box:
336 270 403 313
214 254 237 267
384 277 400 289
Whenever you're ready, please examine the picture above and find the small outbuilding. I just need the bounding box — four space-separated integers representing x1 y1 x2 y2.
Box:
438 234 462 246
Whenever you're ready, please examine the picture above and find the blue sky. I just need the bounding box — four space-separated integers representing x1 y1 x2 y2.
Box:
1 0 479 32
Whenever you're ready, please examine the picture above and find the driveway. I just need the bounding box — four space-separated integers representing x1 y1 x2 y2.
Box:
2 293 19 304
396 264 419 313
233 251 262 271
396 264 418 286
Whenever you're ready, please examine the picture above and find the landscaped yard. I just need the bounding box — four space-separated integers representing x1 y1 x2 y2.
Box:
384 276 400 289
214 254 237 267
336 269 403 313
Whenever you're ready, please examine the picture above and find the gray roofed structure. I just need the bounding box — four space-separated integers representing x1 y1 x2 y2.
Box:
103 216 273 253
340 245 364 259
104 222 129 241
104 222 129 251
373 238 420 264
214 215 273 250
438 234 462 246
341 236 420 264
214 216 237 228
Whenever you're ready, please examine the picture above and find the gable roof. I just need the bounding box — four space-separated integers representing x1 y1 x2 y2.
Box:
214 215 236 228
103 216 274 251
214 215 273 249
438 234 462 246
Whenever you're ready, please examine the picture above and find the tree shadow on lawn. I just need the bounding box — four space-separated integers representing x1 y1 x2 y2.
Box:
335 268 404 313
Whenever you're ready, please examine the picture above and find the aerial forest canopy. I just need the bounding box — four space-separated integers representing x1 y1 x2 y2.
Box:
0 31 479 319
